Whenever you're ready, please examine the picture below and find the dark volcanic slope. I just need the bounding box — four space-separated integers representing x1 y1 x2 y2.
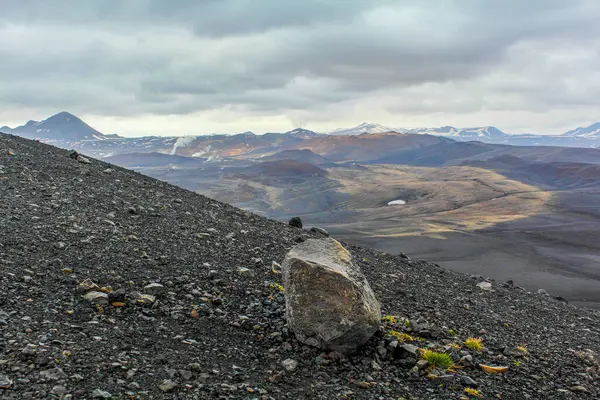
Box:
1 133 600 400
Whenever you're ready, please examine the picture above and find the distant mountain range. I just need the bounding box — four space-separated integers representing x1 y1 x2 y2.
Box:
2 112 600 147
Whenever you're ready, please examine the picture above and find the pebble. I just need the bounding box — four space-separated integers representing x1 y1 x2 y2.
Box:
91 388 112 398
0 374 12 389
83 291 109 305
476 282 493 291
570 385 588 393
281 358 299 372
40 367 68 381
143 282 166 296
461 376 478 387
158 379 177 392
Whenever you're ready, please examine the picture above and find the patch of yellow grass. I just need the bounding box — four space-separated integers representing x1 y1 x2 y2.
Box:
465 337 484 351
464 388 483 398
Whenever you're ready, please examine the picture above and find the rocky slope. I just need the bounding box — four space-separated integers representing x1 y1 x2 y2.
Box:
0 132 599 399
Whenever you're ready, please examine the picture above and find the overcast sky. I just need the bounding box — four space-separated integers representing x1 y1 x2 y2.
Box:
1 0 600 136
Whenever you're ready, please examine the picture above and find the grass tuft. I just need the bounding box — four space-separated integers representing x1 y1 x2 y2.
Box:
420 349 453 369
516 345 528 355
381 315 398 325
387 330 415 342
465 337 484 351
267 283 285 293
464 388 483 398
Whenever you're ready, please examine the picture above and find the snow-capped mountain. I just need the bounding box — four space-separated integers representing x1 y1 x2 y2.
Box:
563 122 600 138
285 128 320 139
406 126 506 138
328 122 398 136
0 111 110 141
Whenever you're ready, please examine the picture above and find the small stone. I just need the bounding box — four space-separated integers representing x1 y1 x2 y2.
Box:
400 252 411 260
461 376 478 387
415 360 429 370
236 267 250 274
103 168 114 174
83 291 109 305
570 385 588 393
178 370 193 380
158 379 177 392
51 386 68 396
0 374 12 389
396 344 419 359
143 283 165 296
137 294 156 305
537 288 549 296
357 381 374 389
476 282 493 291
108 288 126 303
310 226 329 236
77 155 91 164
288 217 303 228
281 358 298 372
40 367 68 381
188 363 202 373
91 388 112 398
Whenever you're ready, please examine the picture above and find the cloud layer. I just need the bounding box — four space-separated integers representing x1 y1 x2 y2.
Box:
1 0 600 135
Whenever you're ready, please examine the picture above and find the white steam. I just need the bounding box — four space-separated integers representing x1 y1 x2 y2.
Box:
171 135 197 155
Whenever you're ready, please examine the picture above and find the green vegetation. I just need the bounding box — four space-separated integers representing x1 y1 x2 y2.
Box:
387 330 415 342
465 337 484 351
421 350 453 369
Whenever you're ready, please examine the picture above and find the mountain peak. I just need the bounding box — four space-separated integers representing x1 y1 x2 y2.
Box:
3 112 106 141
328 122 395 136
564 122 600 137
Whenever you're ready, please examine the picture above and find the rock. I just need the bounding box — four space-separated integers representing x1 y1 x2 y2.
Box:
415 360 429 370
143 283 165 296
310 226 329 237
282 238 381 354
537 288 549 296
108 288 126 303
396 344 419 359
136 293 156 305
399 252 411 260
158 379 177 392
570 385 588 393
281 358 298 372
0 374 12 389
51 385 68 397
83 291 109 305
40 367 68 381
102 168 114 174
188 363 202 373
461 376 478 387
288 217 303 228
68 150 80 159
91 388 112 398
178 369 192 380
502 279 514 288
476 282 493 291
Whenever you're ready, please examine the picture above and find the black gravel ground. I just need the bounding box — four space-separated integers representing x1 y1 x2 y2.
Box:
1 132 599 400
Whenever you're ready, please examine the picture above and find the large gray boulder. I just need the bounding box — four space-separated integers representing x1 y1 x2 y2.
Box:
282 238 381 354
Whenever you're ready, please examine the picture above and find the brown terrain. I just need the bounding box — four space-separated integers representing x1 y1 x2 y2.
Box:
92 131 600 309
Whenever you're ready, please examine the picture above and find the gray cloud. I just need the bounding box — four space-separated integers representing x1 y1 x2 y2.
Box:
1 0 600 134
